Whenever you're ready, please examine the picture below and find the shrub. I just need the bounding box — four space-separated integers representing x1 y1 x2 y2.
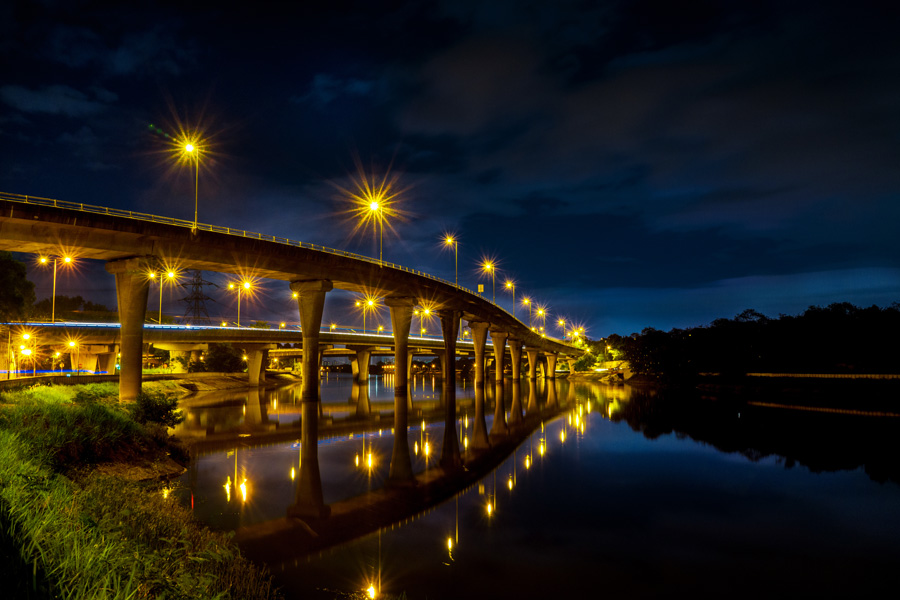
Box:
128 391 186 428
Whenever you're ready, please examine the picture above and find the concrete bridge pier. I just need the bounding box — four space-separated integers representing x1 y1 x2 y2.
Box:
509 338 523 381
106 257 154 402
244 345 271 386
525 347 539 379
350 347 372 383
98 350 118 375
385 296 416 487
468 321 489 386
546 352 558 379
287 399 329 519
290 280 332 402
567 357 578 375
489 329 509 438
439 309 462 472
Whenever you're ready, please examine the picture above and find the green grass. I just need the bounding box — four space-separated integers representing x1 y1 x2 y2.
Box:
0 383 283 600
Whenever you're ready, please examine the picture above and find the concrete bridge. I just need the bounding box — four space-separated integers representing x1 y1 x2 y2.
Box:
0 192 583 403
7 321 564 383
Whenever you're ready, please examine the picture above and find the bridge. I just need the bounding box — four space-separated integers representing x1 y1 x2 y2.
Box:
0 192 583 401
5 321 567 383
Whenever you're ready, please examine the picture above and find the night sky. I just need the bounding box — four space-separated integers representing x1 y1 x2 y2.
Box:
3 0 899 337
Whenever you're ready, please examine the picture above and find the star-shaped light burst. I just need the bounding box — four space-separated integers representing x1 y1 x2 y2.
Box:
335 158 412 262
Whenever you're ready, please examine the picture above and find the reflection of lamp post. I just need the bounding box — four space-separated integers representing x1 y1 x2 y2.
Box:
228 280 252 327
505 280 516 318
39 255 73 323
444 235 458 285
481 261 496 303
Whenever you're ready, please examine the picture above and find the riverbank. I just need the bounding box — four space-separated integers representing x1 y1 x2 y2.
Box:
0 379 285 600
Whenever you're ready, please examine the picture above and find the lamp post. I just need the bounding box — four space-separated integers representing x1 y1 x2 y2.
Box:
444 235 458 285
536 306 546 334
68 340 79 375
184 142 200 231
39 255 72 323
481 261 496 303
369 200 383 263
522 297 532 327
20 333 36 376
505 280 516 318
229 280 251 327
558 318 567 339
149 269 177 324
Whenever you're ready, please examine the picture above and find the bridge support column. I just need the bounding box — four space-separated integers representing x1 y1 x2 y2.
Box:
489 329 509 438
245 346 270 386
98 352 117 375
350 348 371 383
106 257 153 402
546 353 558 379
385 296 416 486
525 347 539 379
290 280 332 402
509 338 523 380
567 357 578 375
468 321 489 386
439 309 461 472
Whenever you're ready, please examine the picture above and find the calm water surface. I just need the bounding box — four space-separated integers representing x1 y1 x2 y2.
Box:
175 376 900 599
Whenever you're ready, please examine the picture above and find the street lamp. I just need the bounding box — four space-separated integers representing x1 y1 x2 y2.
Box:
444 235 459 285
536 305 547 332
228 280 252 327
505 280 516 318
355 296 379 333
558 318 566 339
368 200 384 263
39 255 73 323
149 269 178 324
20 333 36 376
481 261 496 303
522 297 532 327
182 141 201 231
68 340 79 375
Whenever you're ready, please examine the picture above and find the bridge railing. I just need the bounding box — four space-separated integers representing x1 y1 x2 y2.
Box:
1 191 573 342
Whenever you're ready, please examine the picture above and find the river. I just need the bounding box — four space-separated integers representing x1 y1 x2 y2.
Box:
173 375 900 599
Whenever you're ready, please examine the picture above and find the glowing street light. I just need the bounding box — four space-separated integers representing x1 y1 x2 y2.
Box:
355 295 380 333
558 318 566 338
181 139 202 231
148 269 179 324
68 340 79 375
481 260 496 303
38 255 73 323
444 235 459 285
522 296 532 327
505 279 516 318
228 280 252 326
368 200 384 263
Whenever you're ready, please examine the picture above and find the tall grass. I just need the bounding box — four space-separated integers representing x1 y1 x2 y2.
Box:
0 383 283 599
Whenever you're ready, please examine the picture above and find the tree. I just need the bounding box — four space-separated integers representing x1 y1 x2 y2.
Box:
0 252 35 321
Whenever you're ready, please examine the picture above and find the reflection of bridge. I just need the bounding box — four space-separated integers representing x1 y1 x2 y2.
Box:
1 192 584 518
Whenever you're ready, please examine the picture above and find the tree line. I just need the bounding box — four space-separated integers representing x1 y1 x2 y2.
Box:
593 304 900 382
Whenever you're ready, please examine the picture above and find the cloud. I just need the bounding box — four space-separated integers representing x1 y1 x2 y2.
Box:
294 74 376 108
0 84 109 116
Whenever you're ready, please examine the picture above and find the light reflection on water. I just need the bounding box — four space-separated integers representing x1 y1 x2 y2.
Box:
176 377 900 599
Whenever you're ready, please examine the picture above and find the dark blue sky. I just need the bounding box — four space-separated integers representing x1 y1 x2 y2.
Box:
3 0 899 337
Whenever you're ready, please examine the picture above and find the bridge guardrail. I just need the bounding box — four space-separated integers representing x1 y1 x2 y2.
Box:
1 191 575 346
